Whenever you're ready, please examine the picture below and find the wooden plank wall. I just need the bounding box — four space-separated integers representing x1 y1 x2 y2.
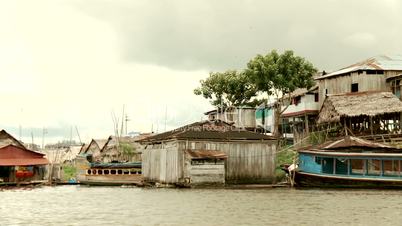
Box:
179 140 276 184
318 72 388 107
189 163 225 185
142 141 183 184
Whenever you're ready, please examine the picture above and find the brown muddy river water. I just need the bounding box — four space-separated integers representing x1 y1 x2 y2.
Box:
1 186 402 225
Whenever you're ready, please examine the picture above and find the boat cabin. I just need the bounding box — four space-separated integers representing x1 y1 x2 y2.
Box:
295 136 402 188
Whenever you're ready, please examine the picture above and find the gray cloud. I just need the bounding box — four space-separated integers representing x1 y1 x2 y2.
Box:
73 0 402 72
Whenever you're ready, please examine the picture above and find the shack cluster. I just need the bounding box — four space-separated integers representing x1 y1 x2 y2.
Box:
2 55 402 188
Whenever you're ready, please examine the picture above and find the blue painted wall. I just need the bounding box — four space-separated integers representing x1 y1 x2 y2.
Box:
299 154 322 173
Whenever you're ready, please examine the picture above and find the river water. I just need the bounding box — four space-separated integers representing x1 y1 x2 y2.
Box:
1 186 402 226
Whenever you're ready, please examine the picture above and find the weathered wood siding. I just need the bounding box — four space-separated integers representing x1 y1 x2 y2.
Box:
318 71 391 107
178 140 276 184
142 141 184 184
226 108 256 129
187 163 225 186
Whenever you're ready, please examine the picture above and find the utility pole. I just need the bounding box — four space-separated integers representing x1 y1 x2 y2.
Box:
75 126 82 144
120 105 125 137
125 115 130 136
19 125 22 141
31 131 34 149
70 126 73 146
42 127 47 149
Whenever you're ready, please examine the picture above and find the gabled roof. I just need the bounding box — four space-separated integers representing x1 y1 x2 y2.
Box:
316 55 402 80
317 92 402 123
0 130 26 149
83 137 111 153
140 120 275 143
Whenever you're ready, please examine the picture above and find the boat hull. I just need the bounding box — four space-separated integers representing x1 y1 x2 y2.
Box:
79 174 143 186
294 171 402 189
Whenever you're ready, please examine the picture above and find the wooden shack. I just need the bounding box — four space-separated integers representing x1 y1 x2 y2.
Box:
81 138 110 162
101 136 142 163
0 145 48 184
141 120 276 186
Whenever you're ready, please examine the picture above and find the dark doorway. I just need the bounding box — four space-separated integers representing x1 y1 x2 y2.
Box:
0 166 11 182
351 83 359 93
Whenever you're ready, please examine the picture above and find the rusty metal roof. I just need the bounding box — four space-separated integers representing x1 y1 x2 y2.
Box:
185 150 227 159
0 145 49 166
317 55 402 80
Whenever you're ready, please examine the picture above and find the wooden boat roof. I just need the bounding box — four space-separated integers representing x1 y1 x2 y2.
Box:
299 136 401 154
299 150 402 158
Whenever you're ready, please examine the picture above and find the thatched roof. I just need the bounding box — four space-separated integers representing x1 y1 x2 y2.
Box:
317 92 402 123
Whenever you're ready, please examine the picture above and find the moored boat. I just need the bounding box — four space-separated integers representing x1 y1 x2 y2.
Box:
286 136 402 188
76 155 143 186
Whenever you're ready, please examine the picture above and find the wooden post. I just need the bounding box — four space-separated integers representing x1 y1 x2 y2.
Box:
344 118 348 136
370 116 374 135
363 160 367 176
305 114 309 134
333 158 336 175
380 160 383 177
400 113 402 132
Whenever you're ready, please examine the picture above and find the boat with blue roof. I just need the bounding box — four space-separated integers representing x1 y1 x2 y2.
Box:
285 136 402 188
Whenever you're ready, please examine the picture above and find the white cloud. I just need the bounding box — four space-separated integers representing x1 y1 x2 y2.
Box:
0 1 211 144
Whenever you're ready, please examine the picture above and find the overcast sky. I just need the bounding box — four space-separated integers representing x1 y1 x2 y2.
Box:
1 0 402 144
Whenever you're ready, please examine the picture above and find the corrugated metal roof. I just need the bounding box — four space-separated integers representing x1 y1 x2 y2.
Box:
0 145 49 166
317 55 402 80
140 120 275 142
185 150 227 159
0 158 49 166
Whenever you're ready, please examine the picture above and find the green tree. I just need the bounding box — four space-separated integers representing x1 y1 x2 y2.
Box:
246 50 317 138
194 70 259 108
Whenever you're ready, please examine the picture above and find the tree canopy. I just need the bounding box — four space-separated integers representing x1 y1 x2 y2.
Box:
194 70 259 108
246 50 317 137
246 50 316 99
194 49 317 138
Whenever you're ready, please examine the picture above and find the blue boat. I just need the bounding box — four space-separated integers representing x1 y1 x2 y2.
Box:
287 136 402 188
